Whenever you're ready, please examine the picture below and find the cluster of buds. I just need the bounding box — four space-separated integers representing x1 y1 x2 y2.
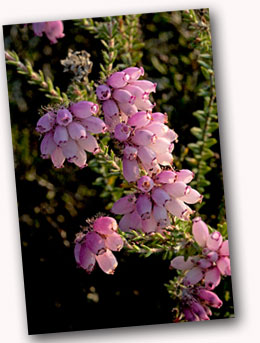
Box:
179 285 223 321
74 217 124 275
96 67 156 131
112 170 202 233
36 101 106 168
115 111 177 182
170 217 231 289
170 217 231 321
32 21 65 44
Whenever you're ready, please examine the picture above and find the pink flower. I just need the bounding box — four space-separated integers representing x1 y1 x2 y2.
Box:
74 216 122 275
32 21 64 44
36 101 105 168
192 217 209 248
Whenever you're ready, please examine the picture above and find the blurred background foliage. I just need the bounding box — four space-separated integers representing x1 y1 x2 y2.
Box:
4 9 233 334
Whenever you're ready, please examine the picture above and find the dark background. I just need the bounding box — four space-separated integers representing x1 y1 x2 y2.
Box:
3 11 233 335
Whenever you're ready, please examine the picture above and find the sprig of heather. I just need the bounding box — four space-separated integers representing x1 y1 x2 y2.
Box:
74 216 123 274
167 217 231 321
36 100 106 168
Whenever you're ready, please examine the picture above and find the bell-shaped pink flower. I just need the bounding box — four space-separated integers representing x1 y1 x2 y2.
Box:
70 149 87 168
176 169 194 183
40 132 56 158
53 125 68 146
123 67 144 81
136 194 152 219
105 232 124 252
137 176 154 192
103 99 120 117
204 267 221 290
156 152 173 166
206 251 219 262
163 181 190 198
61 138 78 161
114 123 131 141
130 80 157 93
56 108 73 126
123 157 140 182
170 256 194 270
96 84 111 101
85 231 106 255
137 146 157 170
155 170 176 184
124 145 138 160
70 101 98 118
111 194 136 214
151 187 170 207
197 289 223 308
78 134 100 154
36 112 55 133
119 211 142 232
166 198 191 220
217 257 231 276
107 71 130 88
192 217 209 248
153 204 169 227
183 267 204 286
180 188 203 204
44 21 65 44
96 249 118 275
82 116 106 134
118 101 138 116
93 216 118 235
51 147 65 168
206 232 223 251
132 129 157 146
197 258 212 269
113 89 136 104
141 214 157 233
68 122 86 140
77 243 96 273
127 111 151 128
151 112 168 123
190 302 209 320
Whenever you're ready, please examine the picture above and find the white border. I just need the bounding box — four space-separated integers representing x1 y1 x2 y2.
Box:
1 1 259 342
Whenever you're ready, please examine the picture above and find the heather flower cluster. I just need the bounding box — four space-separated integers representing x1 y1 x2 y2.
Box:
32 21 65 44
96 67 156 131
112 170 202 233
36 101 106 168
170 217 231 321
177 285 223 322
74 217 123 274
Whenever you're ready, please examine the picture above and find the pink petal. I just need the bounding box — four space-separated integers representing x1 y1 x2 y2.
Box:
113 89 136 104
67 122 86 140
61 138 78 161
127 111 151 128
114 123 131 141
81 116 106 134
154 170 177 184
176 169 194 183
141 214 157 233
96 84 111 101
53 125 68 146
219 240 229 256
197 288 223 308
216 257 231 276
204 267 221 290
79 244 96 272
163 181 191 198
40 132 57 158
107 71 130 88
78 134 100 154
137 176 154 192
119 211 142 232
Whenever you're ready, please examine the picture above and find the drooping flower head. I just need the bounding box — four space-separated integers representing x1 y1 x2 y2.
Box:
36 101 106 168
74 216 123 274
